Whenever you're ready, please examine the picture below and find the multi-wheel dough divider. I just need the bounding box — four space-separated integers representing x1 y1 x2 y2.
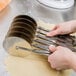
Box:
3 15 76 57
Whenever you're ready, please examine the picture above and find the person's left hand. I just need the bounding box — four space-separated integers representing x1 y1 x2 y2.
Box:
48 45 75 70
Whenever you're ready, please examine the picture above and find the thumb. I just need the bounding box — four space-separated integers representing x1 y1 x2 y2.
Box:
47 29 60 36
49 45 56 52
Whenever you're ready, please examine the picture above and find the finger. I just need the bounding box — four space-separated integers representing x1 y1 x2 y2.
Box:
48 55 57 69
47 29 61 36
56 67 69 70
47 25 59 36
48 56 56 69
49 45 56 52
48 54 52 62
51 25 59 31
57 46 64 50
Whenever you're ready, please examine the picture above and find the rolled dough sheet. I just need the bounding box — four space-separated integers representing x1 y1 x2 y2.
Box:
5 20 72 76
7 39 32 57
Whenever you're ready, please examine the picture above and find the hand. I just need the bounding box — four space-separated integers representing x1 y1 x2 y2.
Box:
47 20 76 36
48 45 76 70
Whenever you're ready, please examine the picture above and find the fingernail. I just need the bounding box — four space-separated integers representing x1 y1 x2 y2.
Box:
49 45 56 52
47 33 52 36
47 33 50 36
49 45 55 47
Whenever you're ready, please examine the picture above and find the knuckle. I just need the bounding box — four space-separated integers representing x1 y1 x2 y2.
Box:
57 46 62 49
48 56 51 62
56 25 60 27
51 64 56 69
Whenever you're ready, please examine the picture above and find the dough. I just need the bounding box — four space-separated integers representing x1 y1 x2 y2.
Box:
5 55 71 76
5 20 72 76
8 39 32 57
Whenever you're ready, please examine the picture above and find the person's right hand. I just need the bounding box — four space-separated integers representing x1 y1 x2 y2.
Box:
47 20 76 36
48 45 76 70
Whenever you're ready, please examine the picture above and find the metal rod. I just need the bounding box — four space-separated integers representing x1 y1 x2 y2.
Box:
38 26 49 32
32 44 49 51
36 34 58 46
16 46 51 56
